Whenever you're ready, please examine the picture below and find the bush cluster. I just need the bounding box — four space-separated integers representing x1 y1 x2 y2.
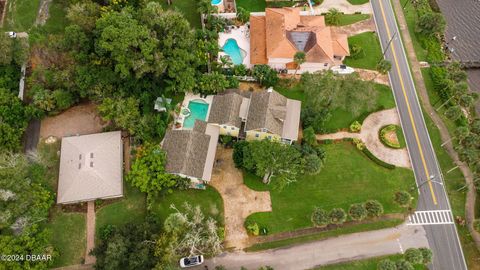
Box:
379 125 401 149
311 200 384 227
377 248 433 270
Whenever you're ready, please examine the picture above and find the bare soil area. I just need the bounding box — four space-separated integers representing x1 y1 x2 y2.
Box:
40 103 107 139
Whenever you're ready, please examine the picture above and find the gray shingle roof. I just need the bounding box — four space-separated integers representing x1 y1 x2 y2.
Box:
57 131 123 204
245 90 288 135
162 128 210 179
208 92 244 127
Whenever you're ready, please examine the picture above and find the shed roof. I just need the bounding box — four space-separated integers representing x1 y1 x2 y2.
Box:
57 131 123 204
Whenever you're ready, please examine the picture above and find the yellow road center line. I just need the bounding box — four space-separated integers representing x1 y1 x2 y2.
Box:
377 0 437 205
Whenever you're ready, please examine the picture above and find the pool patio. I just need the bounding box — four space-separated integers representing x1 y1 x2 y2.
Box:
218 25 251 67
174 94 213 130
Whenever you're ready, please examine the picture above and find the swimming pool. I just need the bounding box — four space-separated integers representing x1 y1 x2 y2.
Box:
211 0 222 5
222 39 245 65
183 100 209 129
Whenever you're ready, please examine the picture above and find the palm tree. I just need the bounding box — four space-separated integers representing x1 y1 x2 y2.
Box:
325 8 341 26
376 60 392 75
293 51 306 77
445 105 463 121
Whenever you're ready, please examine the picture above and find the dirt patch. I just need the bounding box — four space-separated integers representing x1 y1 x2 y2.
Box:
0 0 7 27
332 17 377 37
40 103 107 139
238 82 264 92
209 147 272 250
354 68 390 85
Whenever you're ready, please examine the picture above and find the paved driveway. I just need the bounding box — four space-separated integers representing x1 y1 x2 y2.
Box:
197 223 428 270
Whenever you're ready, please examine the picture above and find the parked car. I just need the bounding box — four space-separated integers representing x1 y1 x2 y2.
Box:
331 65 354 75
179 255 204 268
6 32 17 38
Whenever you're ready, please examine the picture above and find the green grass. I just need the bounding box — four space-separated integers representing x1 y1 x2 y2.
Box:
42 0 68 34
151 186 224 225
244 142 416 234
95 183 147 235
398 0 427 61
246 219 403 252
236 0 267 12
346 0 370 5
2 0 41 32
315 254 427 270
46 210 86 268
344 32 383 70
336 14 371 26
323 83 396 131
157 0 201 28
396 125 407 148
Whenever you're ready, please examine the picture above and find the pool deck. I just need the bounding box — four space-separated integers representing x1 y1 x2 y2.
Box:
218 25 251 67
174 94 214 130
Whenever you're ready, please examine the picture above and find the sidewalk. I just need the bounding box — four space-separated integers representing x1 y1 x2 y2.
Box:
84 201 96 264
391 0 480 248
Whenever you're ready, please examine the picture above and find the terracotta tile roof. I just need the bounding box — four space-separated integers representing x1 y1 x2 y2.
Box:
250 16 268 64
249 8 350 65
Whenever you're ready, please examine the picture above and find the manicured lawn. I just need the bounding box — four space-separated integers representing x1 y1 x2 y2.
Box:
244 142 416 234
336 14 370 26
396 125 407 148
346 0 370 5
315 254 427 270
236 0 266 12
47 210 86 268
344 32 383 70
2 0 40 32
151 186 224 225
157 0 201 28
323 83 396 132
95 183 147 234
246 219 403 252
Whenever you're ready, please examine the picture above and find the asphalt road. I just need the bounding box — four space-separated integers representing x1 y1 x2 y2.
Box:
198 224 428 270
371 0 467 269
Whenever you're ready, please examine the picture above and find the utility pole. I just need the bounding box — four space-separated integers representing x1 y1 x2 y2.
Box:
381 31 398 59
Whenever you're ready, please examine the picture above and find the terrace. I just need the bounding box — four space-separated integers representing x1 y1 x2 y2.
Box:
218 25 251 67
173 94 213 130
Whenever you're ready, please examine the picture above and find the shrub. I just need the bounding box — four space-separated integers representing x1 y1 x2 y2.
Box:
329 208 347 225
348 203 367 221
404 248 423 264
247 222 260 236
252 65 278 88
396 260 414 270
365 200 384 217
377 259 397 270
215 266 227 270
303 154 323 175
311 208 330 227
349 121 362 132
419 247 433 264
233 64 248 76
303 126 318 146
352 138 365 150
394 191 412 207
220 135 233 147
349 44 365 59
362 147 396 169
379 125 401 149
233 141 249 168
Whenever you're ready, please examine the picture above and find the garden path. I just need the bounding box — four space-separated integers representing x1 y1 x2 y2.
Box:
354 68 390 85
84 201 96 265
315 0 373 14
316 108 412 168
209 147 272 250
332 17 377 37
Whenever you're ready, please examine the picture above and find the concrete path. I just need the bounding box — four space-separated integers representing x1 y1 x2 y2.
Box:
317 109 411 168
198 223 428 270
84 201 96 265
209 147 272 250
315 0 372 14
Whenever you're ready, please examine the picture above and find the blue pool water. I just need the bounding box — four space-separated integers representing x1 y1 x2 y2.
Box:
211 0 222 5
222 39 244 65
183 100 209 129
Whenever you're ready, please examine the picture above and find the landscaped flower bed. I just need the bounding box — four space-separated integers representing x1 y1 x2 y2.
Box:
379 124 404 149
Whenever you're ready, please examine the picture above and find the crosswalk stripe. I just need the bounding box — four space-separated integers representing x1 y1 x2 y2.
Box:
407 210 454 225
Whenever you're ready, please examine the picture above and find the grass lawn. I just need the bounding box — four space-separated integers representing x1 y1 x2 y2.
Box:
151 186 224 225
244 142 416 234
46 209 86 268
95 183 147 235
397 0 427 61
323 83 396 132
236 0 266 12
344 32 383 70
42 0 68 34
346 0 370 5
246 218 403 252
396 125 407 148
336 14 370 26
315 254 427 270
2 0 40 32
157 0 201 28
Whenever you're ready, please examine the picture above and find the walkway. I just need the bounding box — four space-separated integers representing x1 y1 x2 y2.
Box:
317 109 411 168
315 0 373 14
197 223 429 270
209 147 272 250
391 0 480 249
84 201 96 265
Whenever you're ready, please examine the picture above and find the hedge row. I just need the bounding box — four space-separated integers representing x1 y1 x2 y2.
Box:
362 147 396 169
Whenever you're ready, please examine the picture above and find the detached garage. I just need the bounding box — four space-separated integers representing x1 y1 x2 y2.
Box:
57 131 123 204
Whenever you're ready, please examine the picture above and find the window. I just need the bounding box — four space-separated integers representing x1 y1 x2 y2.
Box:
255 133 260 138
231 127 235 130
324 63 328 67
90 153 94 158
227 132 231 136
223 125 227 129
268 136 272 140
